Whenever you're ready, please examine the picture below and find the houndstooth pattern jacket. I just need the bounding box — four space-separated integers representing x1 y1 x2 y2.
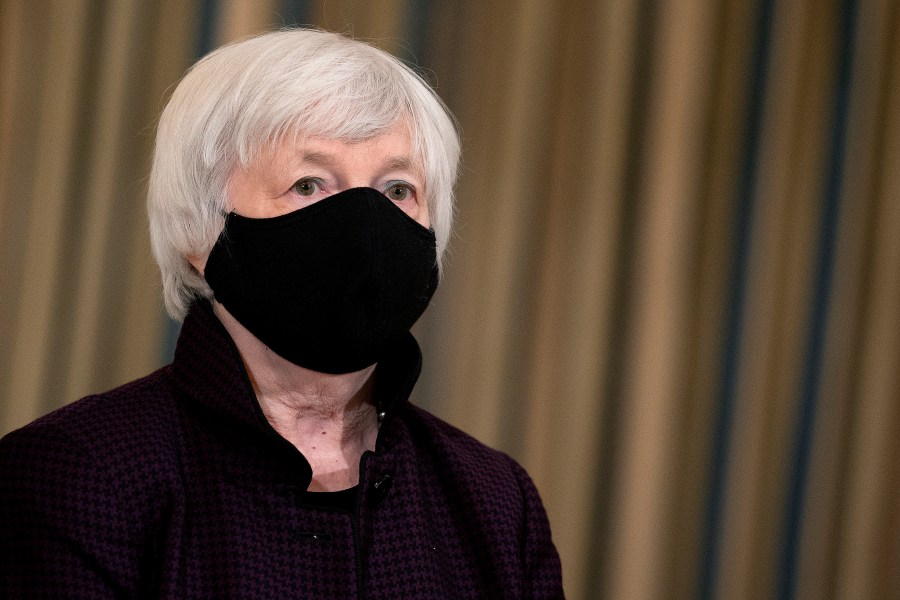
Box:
0 300 563 599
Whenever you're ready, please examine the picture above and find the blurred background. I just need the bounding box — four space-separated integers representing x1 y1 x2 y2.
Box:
1 0 898 598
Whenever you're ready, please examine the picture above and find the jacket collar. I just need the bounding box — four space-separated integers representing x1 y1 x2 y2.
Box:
168 299 423 452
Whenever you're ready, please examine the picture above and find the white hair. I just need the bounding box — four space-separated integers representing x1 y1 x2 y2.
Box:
148 29 460 320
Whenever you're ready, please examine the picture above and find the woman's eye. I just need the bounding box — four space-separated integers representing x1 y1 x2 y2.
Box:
291 178 321 197
385 183 413 202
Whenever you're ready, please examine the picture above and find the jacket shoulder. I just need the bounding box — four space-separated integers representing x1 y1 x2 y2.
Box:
399 403 537 514
398 404 564 597
0 368 183 594
2 365 180 459
0 366 183 525
401 403 517 471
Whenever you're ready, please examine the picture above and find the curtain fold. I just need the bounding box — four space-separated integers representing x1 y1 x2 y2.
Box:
0 0 198 427
1 1 897 598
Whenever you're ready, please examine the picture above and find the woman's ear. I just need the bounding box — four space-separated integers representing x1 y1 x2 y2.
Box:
186 254 208 277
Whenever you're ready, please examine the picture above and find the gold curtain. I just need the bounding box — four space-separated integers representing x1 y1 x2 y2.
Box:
0 0 197 428
1 1 897 599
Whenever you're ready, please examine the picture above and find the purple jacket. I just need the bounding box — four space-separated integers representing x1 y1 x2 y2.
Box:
0 301 563 598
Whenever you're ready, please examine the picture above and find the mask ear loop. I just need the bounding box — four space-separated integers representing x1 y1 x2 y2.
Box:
211 209 237 247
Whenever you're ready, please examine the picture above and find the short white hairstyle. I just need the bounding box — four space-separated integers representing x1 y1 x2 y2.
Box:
148 29 460 320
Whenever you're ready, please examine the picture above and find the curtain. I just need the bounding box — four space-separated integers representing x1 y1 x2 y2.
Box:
1 1 897 598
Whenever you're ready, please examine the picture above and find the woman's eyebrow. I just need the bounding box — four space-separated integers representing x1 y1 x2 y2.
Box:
298 151 338 167
297 153 415 173
380 157 425 183
384 156 415 172
292 151 421 183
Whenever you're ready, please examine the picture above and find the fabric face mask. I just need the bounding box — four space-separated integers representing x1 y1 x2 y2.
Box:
204 187 438 374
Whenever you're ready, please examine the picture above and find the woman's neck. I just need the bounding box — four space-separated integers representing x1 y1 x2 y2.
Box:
213 301 378 491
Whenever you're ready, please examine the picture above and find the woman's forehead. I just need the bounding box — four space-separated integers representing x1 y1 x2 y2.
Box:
254 125 423 176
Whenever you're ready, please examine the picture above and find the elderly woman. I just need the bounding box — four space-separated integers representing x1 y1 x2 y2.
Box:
0 29 563 598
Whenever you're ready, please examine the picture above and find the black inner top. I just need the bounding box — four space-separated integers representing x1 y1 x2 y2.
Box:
300 485 360 511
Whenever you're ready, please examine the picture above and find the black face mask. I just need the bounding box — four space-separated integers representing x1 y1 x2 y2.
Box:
204 187 438 374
